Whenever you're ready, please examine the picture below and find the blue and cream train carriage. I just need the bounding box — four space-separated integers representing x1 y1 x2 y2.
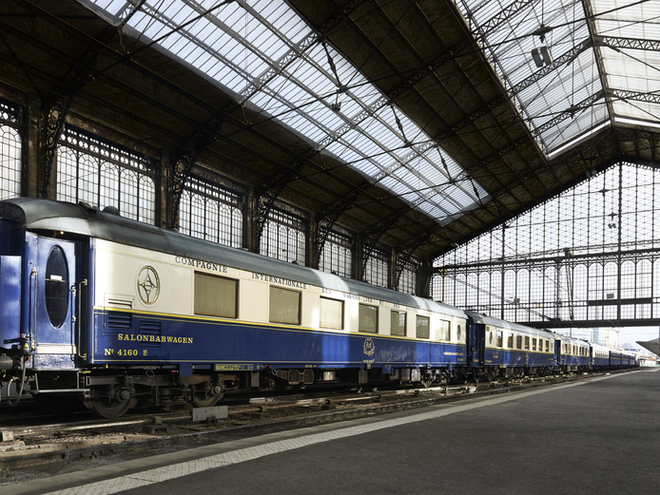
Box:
0 198 468 418
0 199 638 418
465 312 555 380
555 334 591 372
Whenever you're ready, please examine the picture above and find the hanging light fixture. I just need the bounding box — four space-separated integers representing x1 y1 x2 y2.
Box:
531 0 553 68
532 45 553 68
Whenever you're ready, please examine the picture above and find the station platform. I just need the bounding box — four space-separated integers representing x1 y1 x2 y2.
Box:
6 368 660 495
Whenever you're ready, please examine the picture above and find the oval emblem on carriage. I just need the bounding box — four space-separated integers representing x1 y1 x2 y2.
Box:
137 266 160 305
363 337 375 357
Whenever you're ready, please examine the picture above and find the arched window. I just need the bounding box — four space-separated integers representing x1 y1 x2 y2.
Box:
57 127 156 223
179 176 243 248
260 208 305 264
0 99 22 199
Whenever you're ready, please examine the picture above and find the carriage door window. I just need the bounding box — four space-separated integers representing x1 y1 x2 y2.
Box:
45 246 69 328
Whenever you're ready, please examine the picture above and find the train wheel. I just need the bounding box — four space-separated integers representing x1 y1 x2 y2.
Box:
420 377 433 388
84 387 136 419
192 383 223 408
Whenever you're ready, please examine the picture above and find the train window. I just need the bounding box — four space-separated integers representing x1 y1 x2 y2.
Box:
320 297 344 330
488 331 493 345
507 334 513 348
45 246 69 328
457 325 462 341
194 272 237 318
359 304 378 333
524 336 530 350
390 310 406 336
496 331 502 347
545 340 549 352
269 286 300 325
516 335 522 349
416 315 430 339
532 338 537 351
438 320 450 341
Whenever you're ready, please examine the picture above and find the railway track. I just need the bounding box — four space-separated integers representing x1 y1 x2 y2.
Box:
0 370 627 479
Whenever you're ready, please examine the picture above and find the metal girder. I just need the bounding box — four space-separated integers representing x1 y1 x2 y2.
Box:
359 202 421 280
314 181 372 268
598 35 660 52
394 229 435 289
39 23 123 198
27 0 145 198
611 88 660 106
471 0 533 39
531 90 606 138
255 148 320 245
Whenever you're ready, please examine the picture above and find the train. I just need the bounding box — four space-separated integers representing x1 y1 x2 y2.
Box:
0 198 638 418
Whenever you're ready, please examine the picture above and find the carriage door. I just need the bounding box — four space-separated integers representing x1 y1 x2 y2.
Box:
26 233 78 367
467 323 483 367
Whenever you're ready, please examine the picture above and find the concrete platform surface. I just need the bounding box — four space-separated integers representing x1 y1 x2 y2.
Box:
5 369 660 495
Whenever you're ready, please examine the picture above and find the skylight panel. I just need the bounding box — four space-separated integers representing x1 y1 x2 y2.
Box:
619 101 660 123
223 3 249 28
341 135 379 163
163 2 194 25
77 0 489 224
95 0 122 13
325 141 362 169
132 12 169 40
414 161 443 186
380 175 412 198
418 202 445 221
353 161 383 180
253 3 312 44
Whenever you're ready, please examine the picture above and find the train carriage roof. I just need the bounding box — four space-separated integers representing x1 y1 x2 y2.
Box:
554 334 591 346
0 198 466 319
465 311 555 339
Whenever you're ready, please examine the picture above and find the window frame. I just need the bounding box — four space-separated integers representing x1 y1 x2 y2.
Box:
269 286 301 325
437 319 450 341
416 315 430 339
193 271 238 319
319 296 344 330
390 310 407 337
358 303 379 334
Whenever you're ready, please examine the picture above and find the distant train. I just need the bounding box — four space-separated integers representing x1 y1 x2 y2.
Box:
0 198 637 418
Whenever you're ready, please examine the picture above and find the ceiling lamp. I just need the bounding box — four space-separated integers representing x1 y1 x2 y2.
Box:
532 46 552 68
531 23 553 68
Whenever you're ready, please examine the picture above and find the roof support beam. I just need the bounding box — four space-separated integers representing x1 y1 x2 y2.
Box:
38 23 128 199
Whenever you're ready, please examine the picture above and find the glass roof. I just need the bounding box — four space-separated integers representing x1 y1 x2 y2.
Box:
456 0 660 154
76 0 487 225
75 1 659 226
